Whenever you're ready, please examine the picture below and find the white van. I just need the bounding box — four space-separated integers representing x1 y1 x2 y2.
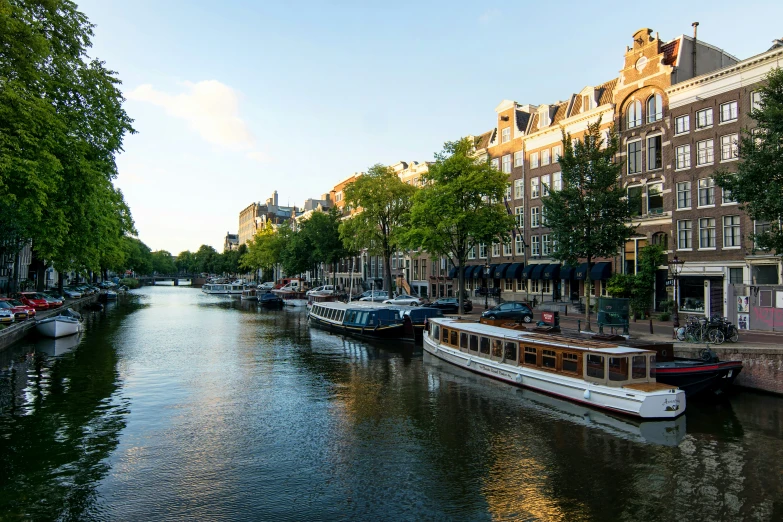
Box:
306 285 335 296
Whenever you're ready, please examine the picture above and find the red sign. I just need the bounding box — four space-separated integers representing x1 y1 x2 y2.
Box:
542 311 554 324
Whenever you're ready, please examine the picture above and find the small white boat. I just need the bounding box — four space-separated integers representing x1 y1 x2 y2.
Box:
36 315 84 338
284 299 309 307
241 288 258 301
103 290 118 300
202 283 244 295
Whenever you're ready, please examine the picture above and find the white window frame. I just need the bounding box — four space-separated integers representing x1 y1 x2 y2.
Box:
677 220 692 250
675 144 691 170
531 177 540 199
676 181 691 210
647 93 663 123
552 172 562 192
530 152 539 169
675 115 690 135
720 134 739 161
541 175 550 197
531 207 540 228
542 234 551 256
552 145 562 161
696 108 713 129
751 91 763 111
501 154 512 174
468 246 475 259
698 178 715 207
501 127 511 143
515 234 523 255
514 179 524 200
699 217 716 249
720 101 738 123
696 139 714 166
647 134 662 171
514 206 524 228
503 241 512 256
531 236 540 257
723 215 741 249
541 149 551 166
514 150 524 167
492 242 500 257
479 243 487 259
647 182 664 215
490 158 499 170
627 139 642 174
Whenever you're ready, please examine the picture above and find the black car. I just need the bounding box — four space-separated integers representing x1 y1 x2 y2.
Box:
481 302 533 323
429 297 473 314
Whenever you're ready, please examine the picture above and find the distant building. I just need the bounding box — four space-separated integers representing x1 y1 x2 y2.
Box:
237 190 301 245
224 232 239 252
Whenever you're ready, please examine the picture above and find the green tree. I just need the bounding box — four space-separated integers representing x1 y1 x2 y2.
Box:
298 208 352 287
176 251 196 274
715 67 783 254
241 223 287 280
542 120 636 331
406 138 514 314
194 245 219 275
631 244 667 327
340 164 416 296
151 250 176 274
120 237 153 276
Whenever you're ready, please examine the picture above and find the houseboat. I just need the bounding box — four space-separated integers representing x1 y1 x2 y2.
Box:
202 282 245 295
423 317 685 419
308 301 413 341
240 288 259 301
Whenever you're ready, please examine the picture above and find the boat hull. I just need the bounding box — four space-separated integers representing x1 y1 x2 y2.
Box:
655 360 743 398
423 334 684 419
309 314 412 341
36 317 83 338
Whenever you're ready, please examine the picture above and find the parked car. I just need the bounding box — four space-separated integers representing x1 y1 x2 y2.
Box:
481 302 534 323
0 307 14 324
15 292 50 311
1 297 36 318
0 299 30 321
359 291 389 302
258 282 275 291
307 285 335 296
428 297 473 314
40 294 64 308
382 294 423 306
62 288 82 299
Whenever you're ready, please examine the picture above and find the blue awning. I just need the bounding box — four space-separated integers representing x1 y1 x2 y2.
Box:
494 263 511 278
560 265 577 279
521 264 536 280
589 262 613 281
574 262 591 280
543 263 561 280
448 266 457 279
531 264 547 280
487 264 499 278
468 265 481 279
505 263 524 279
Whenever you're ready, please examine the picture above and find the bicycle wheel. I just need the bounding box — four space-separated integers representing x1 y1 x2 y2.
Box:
727 326 739 343
708 328 725 345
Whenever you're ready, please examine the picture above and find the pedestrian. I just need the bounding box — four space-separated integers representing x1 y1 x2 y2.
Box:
532 296 538 309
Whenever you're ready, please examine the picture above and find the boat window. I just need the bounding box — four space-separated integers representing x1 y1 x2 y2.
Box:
562 353 579 373
433 325 440 340
450 330 458 346
524 347 537 365
504 342 517 361
649 355 656 379
586 354 605 379
469 335 478 352
609 357 629 382
542 349 557 369
442 328 449 343
339 311 345 322
632 355 647 379
460 332 468 349
358 311 368 325
479 337 490 355
492 339 502 358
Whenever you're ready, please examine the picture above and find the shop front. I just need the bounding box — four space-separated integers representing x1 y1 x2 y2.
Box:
678 276 724 318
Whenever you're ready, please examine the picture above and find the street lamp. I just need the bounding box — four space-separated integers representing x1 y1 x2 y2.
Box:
483 261 490 311
668 254 685 337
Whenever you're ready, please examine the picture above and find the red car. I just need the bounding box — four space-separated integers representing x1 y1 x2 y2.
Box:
15 292 50 311
4 298 37 318
0 299 32 321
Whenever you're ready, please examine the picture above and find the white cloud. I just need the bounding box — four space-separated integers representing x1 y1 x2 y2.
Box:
128 80 266 160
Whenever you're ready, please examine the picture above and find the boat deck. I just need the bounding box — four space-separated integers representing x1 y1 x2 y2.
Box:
623 382 678 392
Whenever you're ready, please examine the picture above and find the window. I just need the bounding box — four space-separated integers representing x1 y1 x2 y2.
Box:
505 184 512 201
553 172 562 191
552 145 562 160
626 100 642 129
563 353 578 373
678 220 692 249
541 149 551 166
442 327 449 343
531 207 540 228
675 115 690 135
530 152 539 169
504 278 513 291
647 183 663 214
542 235 551 256
729 267 743 284
675 144 691 170
720 134 738 161
479 243 487 258
503 241 511 256
698 178 715 206
468 246 475 259
751 90 763 111
514 179 524 199
480 337 490 355
677 182 691 209
541 175 550 196
531 177 540 198
609 357 629 381
652 232 668 249
632 356 647 379
627 140 642 174
531 236 540 256
696 108 713 129
515 234 523 255
501 127 511 143
490 158 499 170
697 139 714 166
502 154 512 173
647 135 662 170
514 206 524 228
514 150 524 167
492 243 500 257
754 221 771 250
587 354 605 379
699 217 716 248
469 335 478 352
541 206 547 226
504 342 517 362
722 183 736 204
720 101 738 123
450 330 458 346
530 279 539 293
524 347 537 365
647 93 663 122
627 186 643 217
724 215 741 248
542 349 557 369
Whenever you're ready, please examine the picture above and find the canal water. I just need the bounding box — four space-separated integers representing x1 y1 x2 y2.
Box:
1 286 782 521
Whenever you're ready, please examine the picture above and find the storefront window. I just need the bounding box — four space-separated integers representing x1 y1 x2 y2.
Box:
680 279 705 312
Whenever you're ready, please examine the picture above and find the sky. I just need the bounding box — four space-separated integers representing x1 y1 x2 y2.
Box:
77 0 783 254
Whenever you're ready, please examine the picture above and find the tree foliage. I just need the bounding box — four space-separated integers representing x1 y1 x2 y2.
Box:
151 250 176 274
542 120 635 330
607 245 666 318
715 67 783 254
340 165 416 294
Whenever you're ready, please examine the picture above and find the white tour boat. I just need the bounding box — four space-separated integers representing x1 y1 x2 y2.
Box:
423 317 685 419
36 315 84 338
201 282 245 295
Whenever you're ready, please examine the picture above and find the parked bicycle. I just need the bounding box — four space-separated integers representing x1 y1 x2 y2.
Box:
676 315 739 344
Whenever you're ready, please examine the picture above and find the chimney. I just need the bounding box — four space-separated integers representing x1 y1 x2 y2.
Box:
692 22 699 76
770 38 783 50
273 190 278 206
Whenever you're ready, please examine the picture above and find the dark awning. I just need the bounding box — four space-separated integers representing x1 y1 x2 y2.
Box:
521 264 536 280
574 262 591 280
464 265 476 279
471 265 484 278
531 264 547 280
589 262 613 281
448 266 457 279
543 263 561 280
486 264 498 278
560 265 577 280
494 263 511 278
505 263 524 279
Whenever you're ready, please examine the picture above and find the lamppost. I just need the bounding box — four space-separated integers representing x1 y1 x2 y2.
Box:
669 255 684 337
484 261 490 311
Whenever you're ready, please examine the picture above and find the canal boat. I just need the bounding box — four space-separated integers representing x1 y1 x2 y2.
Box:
241 288 259 301
652 348 743 398
423 317 685 419
259 292 284 308
308 301 413 341
201 282 245 295
36 314 84 338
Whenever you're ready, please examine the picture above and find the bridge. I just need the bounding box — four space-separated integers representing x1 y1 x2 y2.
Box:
137 274 207 287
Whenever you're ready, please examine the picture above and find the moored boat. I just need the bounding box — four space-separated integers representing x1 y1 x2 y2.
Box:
36 315 84 338
424 317 685 419
308 301 413 341
259 292 284 308
652 347 743 398
202 282 245 295
241 288 259 301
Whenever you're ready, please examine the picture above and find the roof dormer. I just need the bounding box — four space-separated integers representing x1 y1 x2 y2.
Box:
538 104 551 129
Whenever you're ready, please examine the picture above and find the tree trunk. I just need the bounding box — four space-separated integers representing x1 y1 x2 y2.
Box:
584 256 592 332
384 253 393 298
458 261 464 314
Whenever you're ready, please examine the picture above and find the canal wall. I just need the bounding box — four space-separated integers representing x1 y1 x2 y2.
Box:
0 294 98 352
674 345 783 395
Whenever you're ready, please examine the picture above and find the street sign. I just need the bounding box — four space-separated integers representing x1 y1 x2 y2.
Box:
665 279 675 287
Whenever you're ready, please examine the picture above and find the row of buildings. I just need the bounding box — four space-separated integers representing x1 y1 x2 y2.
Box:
230 26 783 330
